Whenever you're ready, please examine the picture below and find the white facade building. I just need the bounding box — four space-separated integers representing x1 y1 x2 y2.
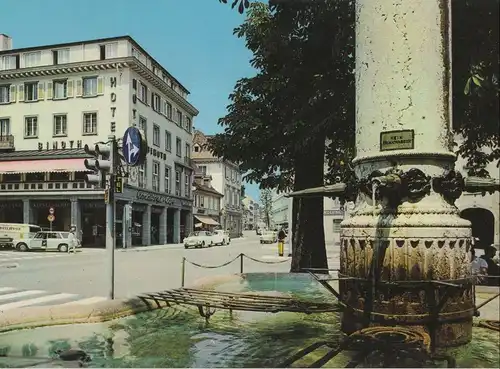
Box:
191 130 243 237
0 34 198 247
242 195 258 230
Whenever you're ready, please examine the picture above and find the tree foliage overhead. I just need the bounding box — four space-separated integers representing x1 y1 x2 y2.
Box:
452 0 499 175
209 0 355 193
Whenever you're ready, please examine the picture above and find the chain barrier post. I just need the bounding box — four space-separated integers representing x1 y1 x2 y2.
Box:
181 257 186 287
240 253 244 273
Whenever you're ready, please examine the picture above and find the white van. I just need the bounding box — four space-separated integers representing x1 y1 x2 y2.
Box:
0 223 42 249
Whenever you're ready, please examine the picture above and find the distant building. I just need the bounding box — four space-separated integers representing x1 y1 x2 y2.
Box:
242 195 258 230
192 170 223 231
191 130 243 237
0 34 198 247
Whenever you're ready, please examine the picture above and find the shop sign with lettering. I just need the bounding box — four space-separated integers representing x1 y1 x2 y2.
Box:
38 140 82 151
32 201 70 208
380 130 415 151
324 209 345 216
136 191 175 206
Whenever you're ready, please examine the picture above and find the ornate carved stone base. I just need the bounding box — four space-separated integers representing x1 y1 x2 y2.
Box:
339 217 474 348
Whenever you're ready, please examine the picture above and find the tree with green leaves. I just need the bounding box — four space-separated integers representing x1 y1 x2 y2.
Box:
209 0 355 272
259 188 273 229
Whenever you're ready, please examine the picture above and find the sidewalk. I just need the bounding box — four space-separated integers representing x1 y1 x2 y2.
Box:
120 236 247 252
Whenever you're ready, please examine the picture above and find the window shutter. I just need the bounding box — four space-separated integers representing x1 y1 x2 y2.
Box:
132 79 137 90
46 82 53 99
75 79 82 97
67 80 74 98
18 84 25 102
37 82 45 100
9 85 16 102
97 76 104 95
151 91 154 107
160 98 165 114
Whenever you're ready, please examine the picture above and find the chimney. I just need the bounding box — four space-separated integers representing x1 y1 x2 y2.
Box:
0 34 13 51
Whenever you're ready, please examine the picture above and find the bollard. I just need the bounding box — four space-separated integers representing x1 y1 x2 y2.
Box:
278 240 284 257
181 257 186 287
240 253 244 273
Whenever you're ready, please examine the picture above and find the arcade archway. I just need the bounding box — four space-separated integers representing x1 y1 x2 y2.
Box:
460 208 495 247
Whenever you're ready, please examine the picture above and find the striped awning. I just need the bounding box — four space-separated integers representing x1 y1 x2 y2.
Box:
0 158 88 174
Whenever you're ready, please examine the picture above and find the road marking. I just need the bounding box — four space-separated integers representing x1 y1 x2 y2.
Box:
0 287 16 293
60 296 108 305
0 290 45 301
0 293 77 311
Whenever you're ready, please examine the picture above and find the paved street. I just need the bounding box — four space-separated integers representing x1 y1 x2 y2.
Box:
0 231 340 310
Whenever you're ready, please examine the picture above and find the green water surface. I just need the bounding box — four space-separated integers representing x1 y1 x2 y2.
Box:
0 273 498 368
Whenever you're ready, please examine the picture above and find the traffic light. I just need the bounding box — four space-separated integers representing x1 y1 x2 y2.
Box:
84 143 112 189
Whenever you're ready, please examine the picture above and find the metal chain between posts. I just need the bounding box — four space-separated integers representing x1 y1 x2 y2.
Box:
181 253 291 287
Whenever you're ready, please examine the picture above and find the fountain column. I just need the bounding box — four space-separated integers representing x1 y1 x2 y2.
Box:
340 0 473 347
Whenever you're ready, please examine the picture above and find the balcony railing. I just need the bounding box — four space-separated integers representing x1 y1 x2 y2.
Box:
0 181 97 192
0 135 15 150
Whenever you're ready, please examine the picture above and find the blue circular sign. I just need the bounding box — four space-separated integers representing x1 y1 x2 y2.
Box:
122 127 147 166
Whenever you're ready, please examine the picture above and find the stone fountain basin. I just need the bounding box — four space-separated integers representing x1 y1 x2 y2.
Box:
0 274 498 368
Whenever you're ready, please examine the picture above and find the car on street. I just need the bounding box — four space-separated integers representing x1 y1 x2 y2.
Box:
14 231 81 252
260 230 277 244
212 230 231 246
0 223 42 249
183 231 214 249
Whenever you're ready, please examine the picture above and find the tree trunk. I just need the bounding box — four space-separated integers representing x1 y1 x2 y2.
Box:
290 136 328 273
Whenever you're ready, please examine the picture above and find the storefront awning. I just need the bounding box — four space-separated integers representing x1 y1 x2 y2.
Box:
0 158 89 174
194 215 220 226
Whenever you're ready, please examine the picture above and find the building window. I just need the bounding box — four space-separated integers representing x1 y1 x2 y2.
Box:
199 165 207 175
23 51 41 68
152 93 161 112
185 117 191 132
164 165 171 194
184 173 190 198
105 43 118 59
24 116 38 138
138 164 147 188
175 170 181 196
225 167 228 179
83 112 97 134
185 143 191 159
176 138 182 157
25 82 38 101
138 116 147 137
176 110 182 126
82 77 97 97
165 131 172 151
53 114 67 136
194 145 200 153
0 55 16 70
139 82 148 103
153 124 160 147
0 85 9 103
53 80 67 99
166 102 172 119
0 118 10 136
152 161 160 192
53 48 69 65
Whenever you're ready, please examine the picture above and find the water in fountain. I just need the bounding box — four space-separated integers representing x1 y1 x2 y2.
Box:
0 273 498 368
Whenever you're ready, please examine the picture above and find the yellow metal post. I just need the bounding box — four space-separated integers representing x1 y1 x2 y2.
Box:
278 240 284 257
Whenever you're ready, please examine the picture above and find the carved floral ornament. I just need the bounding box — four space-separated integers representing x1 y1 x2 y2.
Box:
352 168 465 205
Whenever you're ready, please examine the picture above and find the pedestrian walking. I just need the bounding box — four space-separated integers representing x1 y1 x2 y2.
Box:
68 225 78 254
470 247 488 284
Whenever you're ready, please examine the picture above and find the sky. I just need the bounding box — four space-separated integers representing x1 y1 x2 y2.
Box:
1 0 261 201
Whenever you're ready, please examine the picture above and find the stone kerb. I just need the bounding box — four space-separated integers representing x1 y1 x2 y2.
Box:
0 274 244 334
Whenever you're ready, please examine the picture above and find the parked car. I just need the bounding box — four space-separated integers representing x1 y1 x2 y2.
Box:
14 231 80 252
212 230 231 246
260 231 277 244
183 231 214 249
